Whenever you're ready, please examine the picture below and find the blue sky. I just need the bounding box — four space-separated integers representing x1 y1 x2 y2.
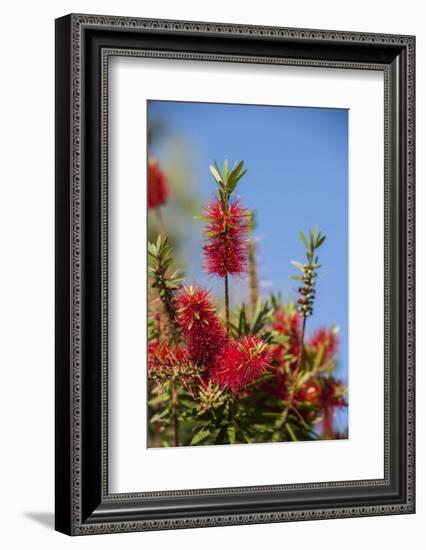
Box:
148 101 348 417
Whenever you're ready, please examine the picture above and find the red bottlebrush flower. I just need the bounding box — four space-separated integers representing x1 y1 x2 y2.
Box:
309 327 338 361
177 286 227 368
318 377 346 438
272 309 302 364
259 309 302 400
212 336 272 392
148 159 169 209
202 197 249 277
320 377 346 408
295 380 321 405
148 341 188 372
293 379 322 423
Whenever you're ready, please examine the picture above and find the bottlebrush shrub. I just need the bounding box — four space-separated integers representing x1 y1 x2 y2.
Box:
147 160 347 448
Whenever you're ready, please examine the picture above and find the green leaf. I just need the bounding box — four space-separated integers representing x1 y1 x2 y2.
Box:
149 408 170 423
240 430 252 443
252 302 271 334
316 235 326 249
227 425 236 444
238 304 247 337
190 428 210 446
290 408 311 431
245 372 275 388
298 230 309 249
272 334 290 347
291 260 305 272
223 159 228 181
274 408 288 430
148 394 169 406
285 422 298 441
272 431 281 442
233 160 244 176
209 164 222 184
228 168 248 193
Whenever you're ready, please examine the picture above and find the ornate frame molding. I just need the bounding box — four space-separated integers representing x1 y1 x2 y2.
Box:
55 14 415 535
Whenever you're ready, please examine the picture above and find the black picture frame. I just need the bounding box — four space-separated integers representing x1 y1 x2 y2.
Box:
55 13 415 535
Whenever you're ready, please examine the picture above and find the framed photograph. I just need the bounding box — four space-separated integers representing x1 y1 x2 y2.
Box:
55 14 415 535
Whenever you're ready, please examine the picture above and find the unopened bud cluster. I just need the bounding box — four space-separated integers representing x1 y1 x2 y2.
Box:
297 264 318 317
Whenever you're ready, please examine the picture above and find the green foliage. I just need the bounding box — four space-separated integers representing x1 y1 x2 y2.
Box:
147 162 347 447
209 159 248 206
148 235 183 338
231 300 273 339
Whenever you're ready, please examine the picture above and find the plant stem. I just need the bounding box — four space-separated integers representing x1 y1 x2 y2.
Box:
300 316 307 362
224 273 230 335
248 236 259 318
291 315 307 394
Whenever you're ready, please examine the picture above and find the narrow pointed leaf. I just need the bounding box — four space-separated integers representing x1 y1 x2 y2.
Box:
227 426 236 444
285 422 298 441
298 230 309 249
190 428 210 446
209 164 222 184
291 260 305 272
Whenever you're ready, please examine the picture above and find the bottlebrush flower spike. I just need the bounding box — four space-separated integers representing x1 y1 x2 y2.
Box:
212 336 272 392
320 376 346 408
319 376 346 438
148 159 169 209
272 307 302 363
177 286 227 368
293 380 322 423
309 327 339 361
148 341 189 372
202 197 249 277
295 380 321 404
201 160 250 334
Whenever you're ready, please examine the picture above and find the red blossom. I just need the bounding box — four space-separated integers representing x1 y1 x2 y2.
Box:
148 160 169 209
202 197 249 277
295 380 321 405
259 309 302 400
320 377 346 408
293 380 322 422
319 377 346 438
212 336 272 392
148 341 188 371
177 286 227 368
309 327 338 361
272 309 302 365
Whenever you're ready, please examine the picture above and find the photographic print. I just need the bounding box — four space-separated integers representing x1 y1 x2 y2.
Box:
147 100 348 448
56 16 415 533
